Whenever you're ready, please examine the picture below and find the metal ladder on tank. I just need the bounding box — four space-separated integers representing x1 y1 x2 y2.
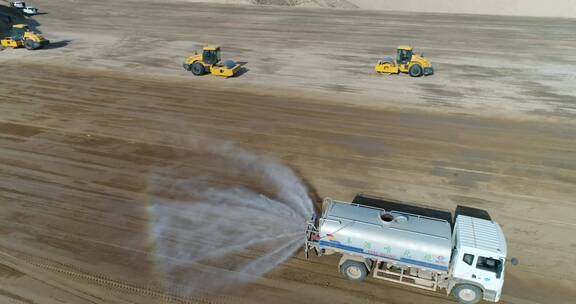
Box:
304 214 318 260
372 261 439 291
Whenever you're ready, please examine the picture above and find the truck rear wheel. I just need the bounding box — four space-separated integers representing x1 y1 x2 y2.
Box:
453 284 483 304
340 260 368 282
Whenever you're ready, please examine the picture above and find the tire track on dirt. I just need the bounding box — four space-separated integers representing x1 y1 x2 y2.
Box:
0 239 243 304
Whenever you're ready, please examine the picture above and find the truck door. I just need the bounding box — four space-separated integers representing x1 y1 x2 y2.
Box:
453 253 489 287
453 253 476 280
473 256 504 292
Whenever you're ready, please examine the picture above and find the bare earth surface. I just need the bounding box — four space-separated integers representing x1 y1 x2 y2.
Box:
1 0 576 304
2 0 576 119
183 0 576 18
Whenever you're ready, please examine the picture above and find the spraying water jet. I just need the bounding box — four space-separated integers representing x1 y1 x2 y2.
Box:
147 141 315 296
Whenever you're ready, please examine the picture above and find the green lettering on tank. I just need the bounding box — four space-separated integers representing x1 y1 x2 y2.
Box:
382 245 392 254
363 241 371 249
424 253 433 262
403 249 412 258
346 237 352 245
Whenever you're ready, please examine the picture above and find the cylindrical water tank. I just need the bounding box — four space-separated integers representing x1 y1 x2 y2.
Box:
317 199 451 272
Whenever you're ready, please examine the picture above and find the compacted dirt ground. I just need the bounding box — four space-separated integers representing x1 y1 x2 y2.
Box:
1 1 576 304
2 0 576 118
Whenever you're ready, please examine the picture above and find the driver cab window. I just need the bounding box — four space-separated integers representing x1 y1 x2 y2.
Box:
476 256 502 274
203 50 219 65
463 254 474 265
397 50 412 64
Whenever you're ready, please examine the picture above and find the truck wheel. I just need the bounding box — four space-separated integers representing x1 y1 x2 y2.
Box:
409 64 423 77
24 39 36 50
340 260 368 282
191 63 205 76
453 284 483 304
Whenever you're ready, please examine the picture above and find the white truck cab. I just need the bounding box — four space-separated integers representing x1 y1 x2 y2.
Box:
449 215 508 303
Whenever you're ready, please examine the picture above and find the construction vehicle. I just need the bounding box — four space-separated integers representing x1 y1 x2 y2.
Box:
183 46 241 78
305 194 518 304
9 1 26 9
1 24 49 50
9 2 38 15
375 46 434 77
22 6 38 15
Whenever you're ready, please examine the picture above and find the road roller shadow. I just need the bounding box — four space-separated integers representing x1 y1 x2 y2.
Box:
42 39 71 50
234 61 249 78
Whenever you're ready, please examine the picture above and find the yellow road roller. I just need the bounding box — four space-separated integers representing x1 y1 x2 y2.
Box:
183 46 241 78
375 46 433 77
1 24 50 50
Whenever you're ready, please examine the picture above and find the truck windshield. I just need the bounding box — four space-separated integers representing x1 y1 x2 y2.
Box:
476 256 503 277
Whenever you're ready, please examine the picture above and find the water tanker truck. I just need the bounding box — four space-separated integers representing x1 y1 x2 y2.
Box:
304 195 517 304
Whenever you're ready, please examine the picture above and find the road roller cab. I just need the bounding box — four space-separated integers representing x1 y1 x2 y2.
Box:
183 46 241 78
375 45 434 77
1 24 50 50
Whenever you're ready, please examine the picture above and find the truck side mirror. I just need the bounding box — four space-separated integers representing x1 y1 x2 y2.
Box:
510 257 519 266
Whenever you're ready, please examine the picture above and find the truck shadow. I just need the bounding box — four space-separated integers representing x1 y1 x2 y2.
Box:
0 4 42 34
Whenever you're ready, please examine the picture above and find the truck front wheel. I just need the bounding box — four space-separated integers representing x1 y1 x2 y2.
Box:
340 260 368 282
453 284 483 304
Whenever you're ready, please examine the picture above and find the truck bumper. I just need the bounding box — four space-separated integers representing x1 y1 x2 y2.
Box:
424 67 434 76
483 289 499 302
182 63 191 71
